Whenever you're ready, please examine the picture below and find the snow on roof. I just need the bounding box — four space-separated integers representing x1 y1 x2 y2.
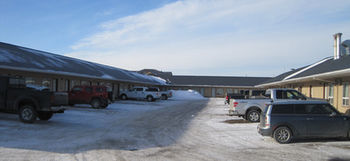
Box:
0 42 166 85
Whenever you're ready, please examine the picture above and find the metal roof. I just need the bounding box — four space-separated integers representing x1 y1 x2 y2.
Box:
257 54 350 87
0 42 166 85
290 55 350 79
170 75 272 87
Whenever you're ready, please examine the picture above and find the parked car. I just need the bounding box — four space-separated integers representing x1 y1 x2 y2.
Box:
68 85 109 109
160 89 172 100
0 76 65 123
119 86 161 102
258 100 350 144
228 88 323 122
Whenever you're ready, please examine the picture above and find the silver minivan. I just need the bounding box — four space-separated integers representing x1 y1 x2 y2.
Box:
258 100 350 143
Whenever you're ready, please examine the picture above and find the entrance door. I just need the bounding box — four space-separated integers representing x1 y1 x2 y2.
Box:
0 77 7 108
212 88 216 97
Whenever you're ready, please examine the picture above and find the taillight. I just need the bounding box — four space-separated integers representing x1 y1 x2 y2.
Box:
265 115 270 128
226 96 228 100
233 102 238 107
50 95 54 103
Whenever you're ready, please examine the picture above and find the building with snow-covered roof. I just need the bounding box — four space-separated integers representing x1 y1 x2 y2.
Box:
138 69 271 97
256 33 350 114
0 42 167 100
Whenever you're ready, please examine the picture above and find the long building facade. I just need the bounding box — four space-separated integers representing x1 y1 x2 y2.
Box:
257 33 350 113
138 69 271 98
0 42 167 100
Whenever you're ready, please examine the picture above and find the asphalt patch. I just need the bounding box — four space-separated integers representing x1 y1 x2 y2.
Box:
222 119 253 124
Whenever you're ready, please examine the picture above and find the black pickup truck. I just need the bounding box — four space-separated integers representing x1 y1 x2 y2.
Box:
0 76 66 123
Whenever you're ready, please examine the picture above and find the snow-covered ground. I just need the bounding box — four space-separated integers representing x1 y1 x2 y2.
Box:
0 91 349 161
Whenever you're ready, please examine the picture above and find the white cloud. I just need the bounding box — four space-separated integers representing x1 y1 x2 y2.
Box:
67 0 350 76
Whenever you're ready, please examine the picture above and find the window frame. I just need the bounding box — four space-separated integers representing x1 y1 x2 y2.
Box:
343 82 349 106
328 84 334 105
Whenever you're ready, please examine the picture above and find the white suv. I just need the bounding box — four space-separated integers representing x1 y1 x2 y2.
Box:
120 86 161 102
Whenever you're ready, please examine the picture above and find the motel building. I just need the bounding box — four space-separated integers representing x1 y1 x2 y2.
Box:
1 32 350 115
0 42 167 100
256 33 350 114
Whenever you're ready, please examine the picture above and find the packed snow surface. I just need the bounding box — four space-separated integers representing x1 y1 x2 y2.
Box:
171 90 207 100
0 96 349 161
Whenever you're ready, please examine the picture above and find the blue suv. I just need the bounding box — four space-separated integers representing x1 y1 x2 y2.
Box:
258 100 350 143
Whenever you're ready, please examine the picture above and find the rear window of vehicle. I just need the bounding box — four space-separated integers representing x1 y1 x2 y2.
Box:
95 87 105 92
271 104 294 114
146 88 159 92
136 88 143 91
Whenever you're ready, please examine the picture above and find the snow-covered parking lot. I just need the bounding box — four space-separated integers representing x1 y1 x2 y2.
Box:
1 90 350 161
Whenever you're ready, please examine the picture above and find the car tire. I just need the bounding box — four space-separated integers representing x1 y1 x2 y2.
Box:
246 109 260 122
38 112 53 121
273 126 293 144
101 102 108 109
121 94 127 100
91 99 101 109
161 95 168 100
19 105 37 123
147 96 154 102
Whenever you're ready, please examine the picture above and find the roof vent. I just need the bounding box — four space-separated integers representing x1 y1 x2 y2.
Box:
333 33 342 60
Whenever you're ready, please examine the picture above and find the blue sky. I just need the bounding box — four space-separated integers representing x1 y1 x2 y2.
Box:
1 0 350 77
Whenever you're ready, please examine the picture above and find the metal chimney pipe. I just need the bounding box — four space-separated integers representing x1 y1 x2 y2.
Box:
333 33 342 59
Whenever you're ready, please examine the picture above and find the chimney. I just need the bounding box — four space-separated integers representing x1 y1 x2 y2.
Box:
333 33 342 59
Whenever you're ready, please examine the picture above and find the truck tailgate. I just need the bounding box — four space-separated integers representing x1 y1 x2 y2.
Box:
52 92 68 106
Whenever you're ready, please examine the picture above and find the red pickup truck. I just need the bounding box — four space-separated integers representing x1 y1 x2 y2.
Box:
68 85 109 109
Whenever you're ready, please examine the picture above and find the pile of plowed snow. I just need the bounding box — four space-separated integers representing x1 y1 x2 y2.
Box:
171 90 207 100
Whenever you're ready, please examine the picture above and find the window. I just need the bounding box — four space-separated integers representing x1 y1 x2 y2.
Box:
81 80 91 86
9 78 26 88
42 79 51 88
290 90 306 100
52 79 57 92
294 104 307 114
307 104 335 115
136 88 143 91
65 80 70 91
271 104 294 114
343 82 349 106
216 88 224 96
328 84 334 105
71 87 82 93
96 87 105 92
85 87 93 93
25 77 35 84
276 90 301 99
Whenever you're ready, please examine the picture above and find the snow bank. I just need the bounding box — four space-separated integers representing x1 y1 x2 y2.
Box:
171 90 207 100
26 84 49 91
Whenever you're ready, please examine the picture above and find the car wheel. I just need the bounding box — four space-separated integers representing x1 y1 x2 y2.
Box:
147 96 154 102
273 126 292 144
91 99 101 109
38 112 53 121
161 95 168 100
121 94 127 100
19 105 37 123
246 110 260 122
